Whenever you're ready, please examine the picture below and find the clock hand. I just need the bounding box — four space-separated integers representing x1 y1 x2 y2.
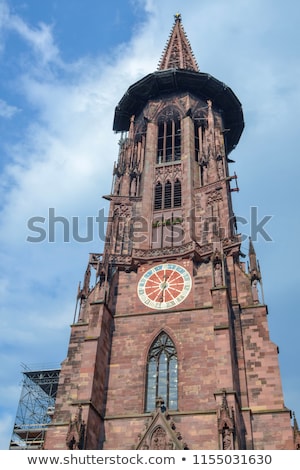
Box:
160 277 168 301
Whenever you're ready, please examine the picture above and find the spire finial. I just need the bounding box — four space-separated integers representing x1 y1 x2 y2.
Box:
174 12 182 22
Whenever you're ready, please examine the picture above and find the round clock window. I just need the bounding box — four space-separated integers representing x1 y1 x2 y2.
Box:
137 263 192 310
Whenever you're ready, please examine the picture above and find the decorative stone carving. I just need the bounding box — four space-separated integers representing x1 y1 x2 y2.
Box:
217 391 235 450
207 190 223 205
66 405 85 450
157 106 182 122
113 204 131 218
132 240 214 262
108 254 134 267
222 426 232 450
212 249 224 287
214 260 223 286
155 163 182 182
136 401 188 450
217 155 224 179
251 279 260 304
133 241 193 260
151 427 168 449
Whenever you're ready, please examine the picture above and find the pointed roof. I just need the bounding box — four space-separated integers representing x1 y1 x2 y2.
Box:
135 406 188 450
158 13 199 72
249 237 256 256
248 237 261 281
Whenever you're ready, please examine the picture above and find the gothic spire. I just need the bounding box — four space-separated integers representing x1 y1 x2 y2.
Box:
248 237 261 282
158 13 199 72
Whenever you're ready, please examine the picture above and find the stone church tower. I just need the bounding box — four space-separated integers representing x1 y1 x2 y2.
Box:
44 15 298 450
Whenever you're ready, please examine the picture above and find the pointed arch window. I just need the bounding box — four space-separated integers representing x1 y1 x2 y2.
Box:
157 116 181 164
164 181 172 209
145 332 178 412
173 179 181 207
153 179 182 211
154 182 163 210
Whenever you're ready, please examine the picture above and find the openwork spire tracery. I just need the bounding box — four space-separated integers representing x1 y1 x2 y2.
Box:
158 14 199 72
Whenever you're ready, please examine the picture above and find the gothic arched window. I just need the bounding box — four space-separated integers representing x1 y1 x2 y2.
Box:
154 182 163 210
145 332 178 412
157 114 181 164
164 181 172 209
173 179 181 207
153 179 182 211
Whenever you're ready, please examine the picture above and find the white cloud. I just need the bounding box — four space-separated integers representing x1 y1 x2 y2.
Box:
4 5 60 65
0 98 19 118
0 413 14 450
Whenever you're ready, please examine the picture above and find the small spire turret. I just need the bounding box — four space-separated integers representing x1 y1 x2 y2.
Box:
249 237 261 281
248 237 264 304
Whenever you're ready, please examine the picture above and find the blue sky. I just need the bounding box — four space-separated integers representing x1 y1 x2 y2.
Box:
0 0 300 450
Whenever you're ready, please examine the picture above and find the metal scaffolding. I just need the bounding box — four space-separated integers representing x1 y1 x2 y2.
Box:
10 365 60 450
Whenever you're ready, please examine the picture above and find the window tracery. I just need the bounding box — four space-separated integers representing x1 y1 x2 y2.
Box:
156 108 181 164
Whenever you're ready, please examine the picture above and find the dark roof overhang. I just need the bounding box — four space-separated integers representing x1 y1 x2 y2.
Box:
113 68 244 153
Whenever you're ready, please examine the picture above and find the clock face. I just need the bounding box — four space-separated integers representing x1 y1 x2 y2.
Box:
137 263 192 310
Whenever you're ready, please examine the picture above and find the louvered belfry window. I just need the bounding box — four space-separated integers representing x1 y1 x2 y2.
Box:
173 179 181 207
154 179 182 211
164 181 172 209
154 182 163 210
